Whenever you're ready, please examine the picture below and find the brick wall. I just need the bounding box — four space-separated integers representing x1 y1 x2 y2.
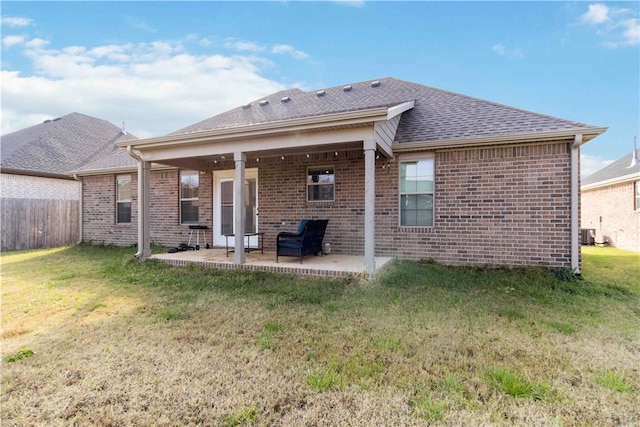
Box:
581 182 640 252
373 142 574 267
82 170 213 247
82 141 575 267
1 173 79 200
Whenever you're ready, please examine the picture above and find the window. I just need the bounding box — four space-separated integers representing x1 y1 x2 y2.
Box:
635 181 640 211
116 174 131 224
180 172 199 224
307 166 334 202
400 158 434 227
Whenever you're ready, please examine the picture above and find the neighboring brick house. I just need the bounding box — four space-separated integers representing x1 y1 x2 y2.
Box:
1 112 136 250
581 150 640 252
75 78 606 273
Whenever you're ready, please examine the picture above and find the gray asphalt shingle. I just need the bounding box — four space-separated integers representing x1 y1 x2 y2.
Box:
171 77 598 143
582 151 640 187
1 112 136 177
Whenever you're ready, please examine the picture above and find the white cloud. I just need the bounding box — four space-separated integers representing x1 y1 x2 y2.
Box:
271 44 309 59
491 43 523 58
580 153 614 179
1 16 33 27
224 39 265 53
580 3 610 25
1 37 287 138
2 35 26 48
579 3 640 47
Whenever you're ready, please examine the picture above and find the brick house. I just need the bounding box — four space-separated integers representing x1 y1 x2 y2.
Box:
74 78 606 273
1 112 136 250
581 150 640 252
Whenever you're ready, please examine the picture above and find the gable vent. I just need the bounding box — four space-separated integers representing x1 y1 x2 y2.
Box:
316 90 326 97
259 100 269 106
281 96 291 103
343 85 352 92
370 80 381 88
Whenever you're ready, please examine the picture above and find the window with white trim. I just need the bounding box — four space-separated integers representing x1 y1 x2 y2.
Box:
116 174 131 224
399 158 434 227
307 166 334 202
180 171 199 224
635 180 640 211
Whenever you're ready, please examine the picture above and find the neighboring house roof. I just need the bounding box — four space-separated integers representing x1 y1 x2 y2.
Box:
171 77 602 144
582 150 640 190
1 112 136 179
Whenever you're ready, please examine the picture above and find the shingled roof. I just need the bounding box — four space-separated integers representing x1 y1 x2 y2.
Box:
1 112 137 179
171 77 600 143
582 150 640 188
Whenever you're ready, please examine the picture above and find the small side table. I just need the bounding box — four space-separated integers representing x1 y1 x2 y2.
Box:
224 232 265 257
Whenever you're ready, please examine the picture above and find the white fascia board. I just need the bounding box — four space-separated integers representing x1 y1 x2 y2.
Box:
581 172 640 191
118 107 390 151
392 127 608 152
70 163 173 177
386 100 415 120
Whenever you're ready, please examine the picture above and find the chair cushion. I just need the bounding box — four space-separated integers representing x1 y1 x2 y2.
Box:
279 240 302 249
296 219 309 234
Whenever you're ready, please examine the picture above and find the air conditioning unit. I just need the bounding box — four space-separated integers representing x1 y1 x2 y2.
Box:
580 228 595 246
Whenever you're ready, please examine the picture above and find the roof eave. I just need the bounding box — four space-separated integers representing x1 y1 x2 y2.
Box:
392 127 608 152
117 107 393 151
70 163 174 177
1 168 76 180
581 171 640 191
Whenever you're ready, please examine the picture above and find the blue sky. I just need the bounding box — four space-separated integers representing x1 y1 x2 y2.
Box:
2 1 638 177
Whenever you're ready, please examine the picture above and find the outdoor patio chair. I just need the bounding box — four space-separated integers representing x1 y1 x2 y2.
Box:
276 219 329 263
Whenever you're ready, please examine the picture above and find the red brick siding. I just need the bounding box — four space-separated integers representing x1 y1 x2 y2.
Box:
373 142 573 267
581 181 640 252
82 170 213 247
83 141 575 267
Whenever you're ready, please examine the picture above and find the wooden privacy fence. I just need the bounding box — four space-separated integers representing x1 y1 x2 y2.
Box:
1 198 79 251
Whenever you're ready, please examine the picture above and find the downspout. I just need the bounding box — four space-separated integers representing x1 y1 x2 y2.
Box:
73 174 83 244
571 134 582 274
127 145 145 259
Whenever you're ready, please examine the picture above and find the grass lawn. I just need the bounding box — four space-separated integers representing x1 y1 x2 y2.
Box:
1 244 638 426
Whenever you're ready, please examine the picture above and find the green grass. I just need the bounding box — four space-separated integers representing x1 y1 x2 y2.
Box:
594 370 633 393
1 244 638 426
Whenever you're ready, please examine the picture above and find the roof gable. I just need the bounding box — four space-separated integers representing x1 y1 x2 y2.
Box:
1 112 137 177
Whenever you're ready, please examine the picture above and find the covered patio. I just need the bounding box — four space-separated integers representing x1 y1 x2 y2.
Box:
151 249 394 278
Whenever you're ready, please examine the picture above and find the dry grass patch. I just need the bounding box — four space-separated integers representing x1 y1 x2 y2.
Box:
1 244 639 426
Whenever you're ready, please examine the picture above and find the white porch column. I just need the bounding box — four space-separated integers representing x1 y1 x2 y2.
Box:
233 152 247 264
364 138 376 274
136 160 152 260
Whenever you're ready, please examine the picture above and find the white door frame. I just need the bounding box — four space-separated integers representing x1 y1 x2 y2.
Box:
212 168 258 247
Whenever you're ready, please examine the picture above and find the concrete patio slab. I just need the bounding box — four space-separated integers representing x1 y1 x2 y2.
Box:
150 248 394 278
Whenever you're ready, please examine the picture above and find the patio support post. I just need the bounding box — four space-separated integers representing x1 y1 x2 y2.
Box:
233 152 246 264
364 138 376 274
137 159 152 260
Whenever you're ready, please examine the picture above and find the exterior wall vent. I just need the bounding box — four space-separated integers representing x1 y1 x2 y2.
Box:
281 96 291 103
259 100 269 106
316 90 326 97
343 85 352 92
370 80 381 88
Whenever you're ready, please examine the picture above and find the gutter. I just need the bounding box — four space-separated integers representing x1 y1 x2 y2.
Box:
571 134 582 274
